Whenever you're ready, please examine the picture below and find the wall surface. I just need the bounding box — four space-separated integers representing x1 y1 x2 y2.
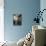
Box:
0 0 4 42
4 0 40 42
40 0 46 26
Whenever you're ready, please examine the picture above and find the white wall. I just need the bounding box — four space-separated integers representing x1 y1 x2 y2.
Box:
0 0 4 42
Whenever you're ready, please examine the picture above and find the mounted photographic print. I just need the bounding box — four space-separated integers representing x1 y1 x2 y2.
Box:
13 14 22 25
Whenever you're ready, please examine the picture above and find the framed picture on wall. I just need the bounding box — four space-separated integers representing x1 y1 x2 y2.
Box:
13 14 22 25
